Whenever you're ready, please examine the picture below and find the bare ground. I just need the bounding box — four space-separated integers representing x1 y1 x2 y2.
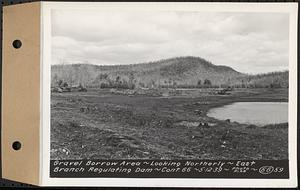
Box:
50 88 288 160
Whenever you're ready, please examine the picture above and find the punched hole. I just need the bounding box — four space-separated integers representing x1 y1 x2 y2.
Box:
12 141 21 150
12 39 22 49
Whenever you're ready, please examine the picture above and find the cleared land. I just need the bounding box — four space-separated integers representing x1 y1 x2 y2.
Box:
51 88 288 160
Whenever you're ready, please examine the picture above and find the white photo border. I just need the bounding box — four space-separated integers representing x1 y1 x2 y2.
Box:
41 2 298 187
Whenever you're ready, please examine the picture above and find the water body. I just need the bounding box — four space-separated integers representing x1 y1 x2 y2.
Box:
207 102 288 126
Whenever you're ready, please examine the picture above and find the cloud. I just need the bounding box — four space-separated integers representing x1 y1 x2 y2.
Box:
51 10 289 74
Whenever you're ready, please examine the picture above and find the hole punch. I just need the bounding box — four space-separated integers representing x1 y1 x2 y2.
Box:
12 39 22 49
12 141 21 150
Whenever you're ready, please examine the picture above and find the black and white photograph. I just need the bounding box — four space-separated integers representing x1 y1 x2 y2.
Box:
37 2 299 187
50 9 290 161
0 1 297 187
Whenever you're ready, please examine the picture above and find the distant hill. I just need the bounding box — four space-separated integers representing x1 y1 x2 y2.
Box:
51 56 288 89
235 71 289 88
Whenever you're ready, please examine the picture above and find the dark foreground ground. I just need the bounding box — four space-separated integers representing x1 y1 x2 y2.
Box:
50 88 288 160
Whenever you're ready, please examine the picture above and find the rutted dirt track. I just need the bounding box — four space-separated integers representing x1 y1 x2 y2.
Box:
51 88 288 160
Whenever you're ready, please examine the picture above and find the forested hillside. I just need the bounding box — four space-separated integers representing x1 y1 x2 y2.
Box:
51 56 288 89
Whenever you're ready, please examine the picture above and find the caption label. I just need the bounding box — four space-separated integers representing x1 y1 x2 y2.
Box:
50 160 289 178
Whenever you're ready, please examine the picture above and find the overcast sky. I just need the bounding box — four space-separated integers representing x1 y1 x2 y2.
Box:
51 10 289 74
